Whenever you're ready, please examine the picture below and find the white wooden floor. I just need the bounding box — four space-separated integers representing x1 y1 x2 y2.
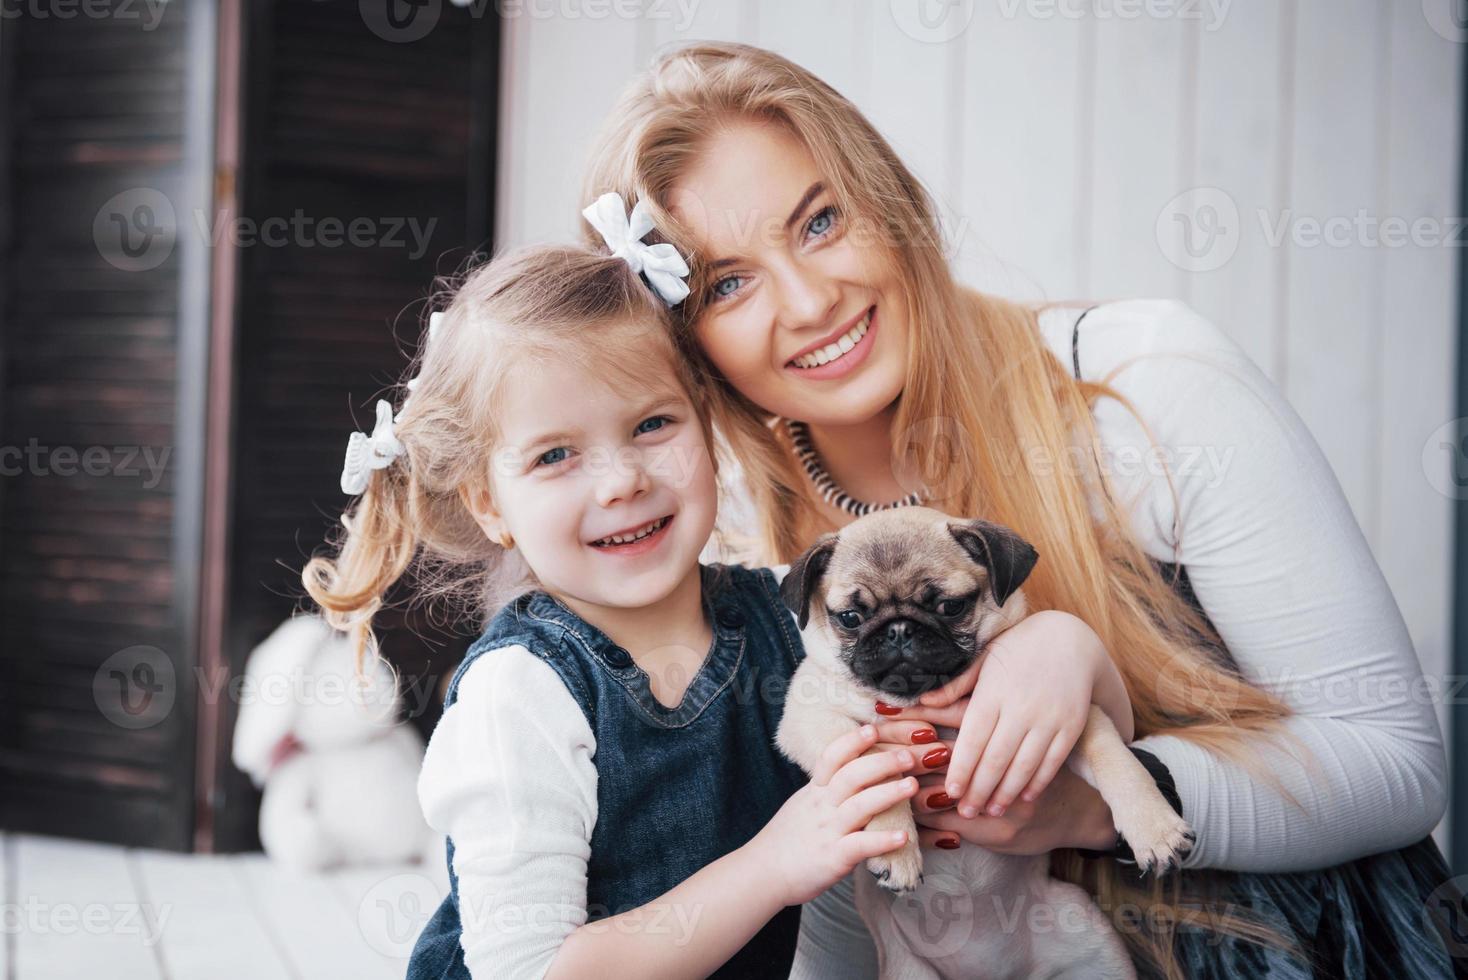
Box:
1 832 450 980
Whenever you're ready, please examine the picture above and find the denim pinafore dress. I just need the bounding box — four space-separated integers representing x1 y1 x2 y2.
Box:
407 561 810 980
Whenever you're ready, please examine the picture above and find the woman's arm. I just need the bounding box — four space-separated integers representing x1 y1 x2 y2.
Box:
1068 300 1447 872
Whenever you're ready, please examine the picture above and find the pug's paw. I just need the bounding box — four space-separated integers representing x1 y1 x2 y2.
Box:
867 835 924 893
1112 793 1195 876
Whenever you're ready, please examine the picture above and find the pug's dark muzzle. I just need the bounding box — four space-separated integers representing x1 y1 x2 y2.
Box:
848 616 976 700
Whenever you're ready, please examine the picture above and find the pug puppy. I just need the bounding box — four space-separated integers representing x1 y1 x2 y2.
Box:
775 507 1194 980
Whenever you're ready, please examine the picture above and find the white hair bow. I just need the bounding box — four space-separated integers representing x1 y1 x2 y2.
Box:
582 191 690 307
405 311 444 393
340 399 405 495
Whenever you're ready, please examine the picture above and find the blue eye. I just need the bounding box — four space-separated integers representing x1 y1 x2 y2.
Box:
806 206 837 239
636 415 672 434
536 447 570 467
712 275 743 300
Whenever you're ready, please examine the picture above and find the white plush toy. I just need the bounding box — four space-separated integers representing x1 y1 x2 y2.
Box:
232 615 434 870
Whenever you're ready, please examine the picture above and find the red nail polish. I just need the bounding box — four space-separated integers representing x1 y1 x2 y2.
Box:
922 746 950 769
910 728 937 744
926 791 953 809
936 837 960 850
874 701 901 716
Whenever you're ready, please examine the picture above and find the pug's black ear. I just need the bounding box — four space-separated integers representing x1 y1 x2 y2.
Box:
948 520 1039 608
780 534 838 630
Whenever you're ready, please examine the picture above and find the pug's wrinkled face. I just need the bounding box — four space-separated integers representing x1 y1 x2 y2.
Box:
780 508 1039 703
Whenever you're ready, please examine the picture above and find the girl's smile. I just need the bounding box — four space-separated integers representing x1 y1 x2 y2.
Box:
588 513 675 556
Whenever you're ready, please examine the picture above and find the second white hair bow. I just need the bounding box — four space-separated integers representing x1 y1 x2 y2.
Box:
582 191 690 307
340 399 405 495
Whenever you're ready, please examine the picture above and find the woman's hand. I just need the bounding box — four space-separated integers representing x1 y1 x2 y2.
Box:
749 724 919 907
910 765 1118 854
875 610 1131 820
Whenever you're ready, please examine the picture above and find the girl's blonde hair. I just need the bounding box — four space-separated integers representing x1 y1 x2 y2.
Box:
303 242 716 669
581 41 1310 977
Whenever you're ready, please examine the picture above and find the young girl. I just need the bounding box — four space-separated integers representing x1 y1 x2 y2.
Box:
303 199 927 979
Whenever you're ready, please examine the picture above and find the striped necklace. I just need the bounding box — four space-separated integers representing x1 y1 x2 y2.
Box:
784 418 929 518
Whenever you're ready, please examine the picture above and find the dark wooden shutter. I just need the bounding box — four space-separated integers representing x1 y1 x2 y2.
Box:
0 1 216 850
206 0 498 851
0 0 499 852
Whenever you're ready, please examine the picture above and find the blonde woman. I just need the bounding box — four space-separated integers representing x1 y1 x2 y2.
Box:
580 43 1461 979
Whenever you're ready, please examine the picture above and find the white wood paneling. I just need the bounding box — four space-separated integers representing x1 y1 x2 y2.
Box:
494 7 644 248
1377 2 1462 788
956 5 1091 300
3 835 448 980
1281 0 1387 532
755 0 872 109
12 835 162 980
1185 2 1291 379
1086 13 1191 300
132 848 292 980
646 0 748 50
864 2 963 212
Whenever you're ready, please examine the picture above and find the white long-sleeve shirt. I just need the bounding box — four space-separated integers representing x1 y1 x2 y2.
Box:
416 298 1446 979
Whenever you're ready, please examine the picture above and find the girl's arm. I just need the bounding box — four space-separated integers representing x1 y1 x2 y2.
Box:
552 725 916 980
546 843 786 980
424 642 913 979
417 646 599 978
1057 300 1447 872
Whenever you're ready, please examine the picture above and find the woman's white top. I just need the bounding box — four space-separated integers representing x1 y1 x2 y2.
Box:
415 299 1446 980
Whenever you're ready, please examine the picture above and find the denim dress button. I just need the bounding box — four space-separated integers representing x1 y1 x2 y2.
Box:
604 645 633 668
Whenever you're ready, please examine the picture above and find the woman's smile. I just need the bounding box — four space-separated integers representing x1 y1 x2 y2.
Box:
784 305 877 381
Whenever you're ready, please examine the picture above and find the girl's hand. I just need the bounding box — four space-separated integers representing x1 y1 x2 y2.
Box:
750 725 919 907
875 610 1125 821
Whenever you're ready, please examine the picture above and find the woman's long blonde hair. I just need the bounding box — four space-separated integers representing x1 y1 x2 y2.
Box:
303 243 716 669
581 41 1309 977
